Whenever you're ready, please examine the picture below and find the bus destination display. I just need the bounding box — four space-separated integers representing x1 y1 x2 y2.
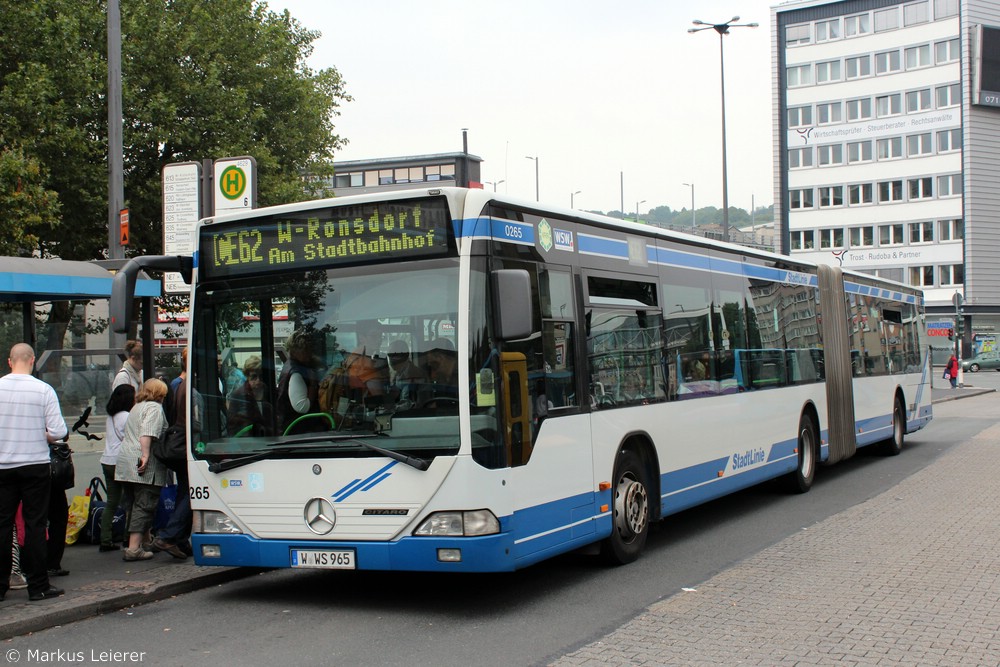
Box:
200 197 451 279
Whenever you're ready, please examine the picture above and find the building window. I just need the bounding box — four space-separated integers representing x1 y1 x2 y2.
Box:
789 147 814 169
848 140 873 163
937 173 962 197
845 13 871 37
905 44 932 70
909 266 935 287
790 230 816 250
378 169 393 185
904 1 930 26
880 223 905 245
878 180 904 202
816 102 842 124
816 19 841 42
846 97 873 121
786 23 811 46
817 144 844 166
939 264 964 286
787 64 812 87
850 226 875 247
849 183 874 205
938 218 963 241
908 177 934 200
819 186 844 208
906 88 932 112
907 133 933 156
877 137 903 160
845 55 871 79
876 50 902 74
910 221 934 244
937 128 961 152
935 0 959 19
819 228 845 249
788 105 813 127
936 83 961 108
875 7 900 32
816 60 842 84
876 94 902 117
790 189 814 209
936 38 960 63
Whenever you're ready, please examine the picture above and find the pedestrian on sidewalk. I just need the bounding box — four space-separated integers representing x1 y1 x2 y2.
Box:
99 384 135 552
152 368 194 560
0 343 68 602
114 378 170 562
112 340 143 392
946 354 960 389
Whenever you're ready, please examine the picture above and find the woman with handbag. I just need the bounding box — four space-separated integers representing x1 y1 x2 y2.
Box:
99 385 135 552
114 378 170 561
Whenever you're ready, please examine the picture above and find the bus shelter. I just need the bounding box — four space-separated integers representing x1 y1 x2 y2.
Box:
0 256 160 419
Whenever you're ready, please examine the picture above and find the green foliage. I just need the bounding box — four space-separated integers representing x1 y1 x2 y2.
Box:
0 0 350 261
0 143 61 256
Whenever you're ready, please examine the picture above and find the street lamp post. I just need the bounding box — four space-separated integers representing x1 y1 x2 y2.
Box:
683 182 696 229
636 199 646 223
689 16 757 242
571 190 581 208
484 180 505 192
525 156 539 201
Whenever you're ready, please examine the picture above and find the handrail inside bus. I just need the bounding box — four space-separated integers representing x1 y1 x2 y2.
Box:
282 412 336 436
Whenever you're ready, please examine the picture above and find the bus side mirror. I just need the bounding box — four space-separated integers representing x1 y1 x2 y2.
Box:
493 269 533 341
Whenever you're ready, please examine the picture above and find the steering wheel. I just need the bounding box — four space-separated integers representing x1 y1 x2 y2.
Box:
418 397 460 409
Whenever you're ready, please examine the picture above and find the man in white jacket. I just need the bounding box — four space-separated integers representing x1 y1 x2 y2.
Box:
0 343 68 602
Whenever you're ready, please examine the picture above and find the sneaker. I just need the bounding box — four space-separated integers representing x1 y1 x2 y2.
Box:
122 548 155 562
28 586 64 601
152 537 188 560
9 572 27 590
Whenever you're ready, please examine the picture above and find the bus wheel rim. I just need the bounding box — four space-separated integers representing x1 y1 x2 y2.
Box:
614 473 648 540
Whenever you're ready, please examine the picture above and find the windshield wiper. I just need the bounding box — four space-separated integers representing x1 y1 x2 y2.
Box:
207 435 431 474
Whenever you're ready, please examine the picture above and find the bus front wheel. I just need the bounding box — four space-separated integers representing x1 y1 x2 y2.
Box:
600 449 650 565
786 414 817 494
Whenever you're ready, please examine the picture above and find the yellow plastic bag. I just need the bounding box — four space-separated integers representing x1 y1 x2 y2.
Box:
65 490 92 545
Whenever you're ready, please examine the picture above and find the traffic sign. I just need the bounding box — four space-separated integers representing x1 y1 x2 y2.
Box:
119 208 129 246
214 156 256 213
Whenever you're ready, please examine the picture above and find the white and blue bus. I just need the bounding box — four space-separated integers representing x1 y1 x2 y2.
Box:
112 187 932 572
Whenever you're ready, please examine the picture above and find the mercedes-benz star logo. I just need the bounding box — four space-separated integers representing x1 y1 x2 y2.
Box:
304 497 337 535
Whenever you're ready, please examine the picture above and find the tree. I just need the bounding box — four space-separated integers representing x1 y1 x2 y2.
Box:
0 142 61 256
0 0 351 261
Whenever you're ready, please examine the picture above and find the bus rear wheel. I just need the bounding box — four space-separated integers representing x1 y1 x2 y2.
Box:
881 396 905 456
785 414 817 494
600 450 650 565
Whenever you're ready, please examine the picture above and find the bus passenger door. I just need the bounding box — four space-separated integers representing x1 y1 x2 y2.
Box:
500 351 530 466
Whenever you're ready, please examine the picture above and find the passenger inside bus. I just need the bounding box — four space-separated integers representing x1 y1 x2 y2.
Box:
387 339 428 409
275 328 325 434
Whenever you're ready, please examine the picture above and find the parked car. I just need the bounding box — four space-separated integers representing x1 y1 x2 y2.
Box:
962 353 1000 372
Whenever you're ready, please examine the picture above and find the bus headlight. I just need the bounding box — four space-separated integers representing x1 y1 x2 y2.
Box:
413 510 500 537
194 510 243 534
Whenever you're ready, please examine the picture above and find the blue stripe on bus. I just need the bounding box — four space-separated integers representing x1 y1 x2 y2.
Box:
578 233 628 259
331 461 398 502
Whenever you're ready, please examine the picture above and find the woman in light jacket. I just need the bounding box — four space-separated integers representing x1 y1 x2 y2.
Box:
114 378 170 561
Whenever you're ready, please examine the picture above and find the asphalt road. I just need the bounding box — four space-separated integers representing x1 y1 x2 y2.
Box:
5 394 986 667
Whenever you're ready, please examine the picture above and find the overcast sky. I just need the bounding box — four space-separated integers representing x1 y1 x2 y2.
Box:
274 0 777 216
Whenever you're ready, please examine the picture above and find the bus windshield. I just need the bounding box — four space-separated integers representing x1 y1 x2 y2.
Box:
188 258 470 464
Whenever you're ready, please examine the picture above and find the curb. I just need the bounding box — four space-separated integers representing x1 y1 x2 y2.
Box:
0 567 262 641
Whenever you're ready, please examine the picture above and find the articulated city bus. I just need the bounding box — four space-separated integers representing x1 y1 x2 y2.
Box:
111 187 932 572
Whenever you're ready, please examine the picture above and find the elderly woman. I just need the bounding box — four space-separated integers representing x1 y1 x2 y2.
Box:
114 378 170 562
228 355 274 436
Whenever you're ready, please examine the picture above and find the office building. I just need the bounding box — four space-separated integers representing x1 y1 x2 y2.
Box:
772 0 1000 357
